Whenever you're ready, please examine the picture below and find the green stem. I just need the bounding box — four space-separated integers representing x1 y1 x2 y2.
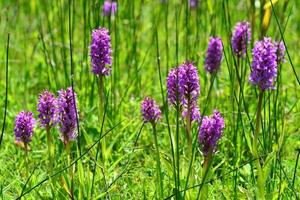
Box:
186 98 192 146
185 98 193 198
24 142 28 164
198 152 212 200
66 143 74 200
98 75 106 161
152 123 163 199
175 102 180 198
24 142 29 177
46 125 55 197
253 91 265 199
46 125 53 168
98 75 104 120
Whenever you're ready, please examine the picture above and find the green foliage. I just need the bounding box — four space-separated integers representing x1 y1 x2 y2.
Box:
0 0 299 199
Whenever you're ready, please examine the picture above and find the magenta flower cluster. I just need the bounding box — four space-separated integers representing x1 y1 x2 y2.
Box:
204 37 223 74
178 62 200 121
90 28 112 76
275 41 286 64
167 62 200 121
14 87 78 147
141 97 161 124
178 62 200 105
249 37 278 90
37 90 57 128
103 1 117 16
160 60 226 155
14 111 35 143
231 21 251 57
57 87 78 145
198 110 225 156
166 67 180 106
182 106 201 122
189 0 199 8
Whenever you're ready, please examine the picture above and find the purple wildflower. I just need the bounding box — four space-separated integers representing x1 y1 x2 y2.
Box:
182 104 201 122
14 111 35 143
275 41 286 64
178 62 200 105
189 0 199 8
167 62 201 122
167 62 200 121
37 90 57 128
103 1 117 16
167 67 180 106
249 37 277 90
57 87 78 145
198 110 225 156
231 21 251 57
204 37 223 73
141 97 161 124
90 28 112 76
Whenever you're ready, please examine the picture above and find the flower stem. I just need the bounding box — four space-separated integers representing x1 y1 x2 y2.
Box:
152 123 163 199
24 142 28 164
66 143 74 200
198 151 212 200
185 98 193 198
46 125 53 168
98 75 104 113
253 91 265 199
24 142 29 176
98 75 106 161
175 102 180 198
186 98 192 146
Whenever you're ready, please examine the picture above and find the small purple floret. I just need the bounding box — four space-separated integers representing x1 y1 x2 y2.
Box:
37 90 57 128
275 41 286 64
90 28 112 76
182 104 201 122
141 97 161 124
198 110 225 156
204 37 223 73
57 87 78 145
231 21 251 57
249 37 277 90
167 62 201 122
103 1 117 16
189 0 199 8
178 62 200 105
14 111 35 143
167 67 180 106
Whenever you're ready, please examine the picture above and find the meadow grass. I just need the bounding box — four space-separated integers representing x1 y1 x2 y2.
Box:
0 0 299 199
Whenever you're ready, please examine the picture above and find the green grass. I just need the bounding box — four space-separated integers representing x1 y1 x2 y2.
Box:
0 0 299 199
